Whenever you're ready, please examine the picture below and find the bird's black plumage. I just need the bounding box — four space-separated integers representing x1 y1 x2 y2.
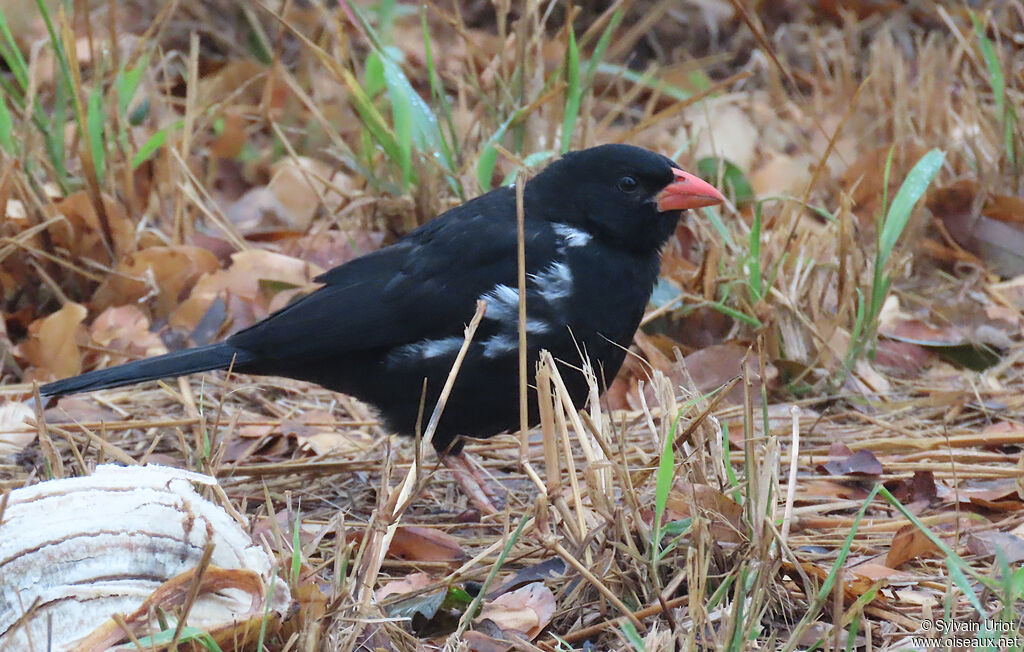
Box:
41 144 724 455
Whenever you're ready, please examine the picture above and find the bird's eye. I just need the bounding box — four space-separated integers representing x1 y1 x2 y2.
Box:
617 175 638 193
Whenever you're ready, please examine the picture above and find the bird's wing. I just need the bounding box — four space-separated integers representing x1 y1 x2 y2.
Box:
227 190 556 360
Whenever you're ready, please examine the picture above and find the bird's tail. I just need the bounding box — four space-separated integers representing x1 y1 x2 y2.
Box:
40 343 253 397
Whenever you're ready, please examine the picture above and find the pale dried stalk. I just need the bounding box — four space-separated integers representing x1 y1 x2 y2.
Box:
353 301 487 608
780 405 801 547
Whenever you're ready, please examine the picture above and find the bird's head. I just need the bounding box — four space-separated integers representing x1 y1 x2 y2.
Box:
526 144 726 254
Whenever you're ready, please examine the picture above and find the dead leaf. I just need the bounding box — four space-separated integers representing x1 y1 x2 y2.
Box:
15 303 88 381
663 481 745 543
49 191 136 260
350 526 465 563
170 250 322 332
820 449 883 477
89 306 168 364
0 401 35 455
477 582 555 640
682 341 774 404
464 630 513 652
928 180 1024 277
92 245 219 320
886 523 941 568
280 410 374 455
850 562 917 583
966 532 1024 563
782 562 886 606
375 572 434 602
280 229 385 272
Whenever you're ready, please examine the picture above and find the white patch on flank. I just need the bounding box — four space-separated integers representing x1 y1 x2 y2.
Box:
481 284 550 333
482 334 518 358
393 337 464 361
482 284 519 321
534 261 573 304
553 223 592 247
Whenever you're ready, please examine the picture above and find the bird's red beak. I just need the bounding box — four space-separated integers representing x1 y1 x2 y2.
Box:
656 168 727 211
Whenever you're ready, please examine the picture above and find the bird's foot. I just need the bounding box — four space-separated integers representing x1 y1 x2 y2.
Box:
443 452 503 516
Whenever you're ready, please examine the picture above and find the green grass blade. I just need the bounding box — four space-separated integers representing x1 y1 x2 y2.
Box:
747 203 764 302
116 54 150 118
561 24 580 154
593 61 692 101
337 65 403 169
876 486 996 589
706 301 762 328
971 12 1004 118
702 205 737 249
500 150 555 186
87 84 105 185
946 558 985 616
133 627 223 651
477 113 517 190
421 11 459 190
619 620 646 651
653 412 681 557
583 9 623 88
783 482 882 652
0 10 28 92
132 123 178 169
0 87 15 155
877 148 944 268
382 57 414 188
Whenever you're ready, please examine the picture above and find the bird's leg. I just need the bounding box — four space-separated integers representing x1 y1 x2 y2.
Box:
443 451 503 516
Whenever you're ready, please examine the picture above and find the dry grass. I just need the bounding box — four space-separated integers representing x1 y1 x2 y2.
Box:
2 1 1024 650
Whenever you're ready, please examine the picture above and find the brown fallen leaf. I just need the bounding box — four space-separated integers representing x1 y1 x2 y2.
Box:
346 526 465 563
0 401 35 455
464 630 514 652
966 532 1024 563
15 302 88 381
477 582 556 640
849 562 917 583
280 410 375 456
782 562 887 606
48 191 136 260
89 305 168 365
819 449 883 477
375 572 434 602
928 179 1024 278
91 245 219 320
662 481 745 543
170 249 323 332
886 523 941 569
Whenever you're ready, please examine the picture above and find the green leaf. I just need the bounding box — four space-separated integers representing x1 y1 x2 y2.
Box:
133 626 223 651
477 113 516 191
383 57 414 187
946 557 985 616
561 24 580 154
0 87 15 155
0 9 28 92
364 50 386 98
653 411 680 554
877 149 944 268
387 588 446 620
500 149 555 186
971 12 1004 118
619 620 646 651
87 84 105 184
116 54 150 118
132 127 167 169
582 9 623 88
697 157 754 206
701 205 736 249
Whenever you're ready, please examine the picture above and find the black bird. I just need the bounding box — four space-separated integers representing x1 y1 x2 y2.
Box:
41 144 725 511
